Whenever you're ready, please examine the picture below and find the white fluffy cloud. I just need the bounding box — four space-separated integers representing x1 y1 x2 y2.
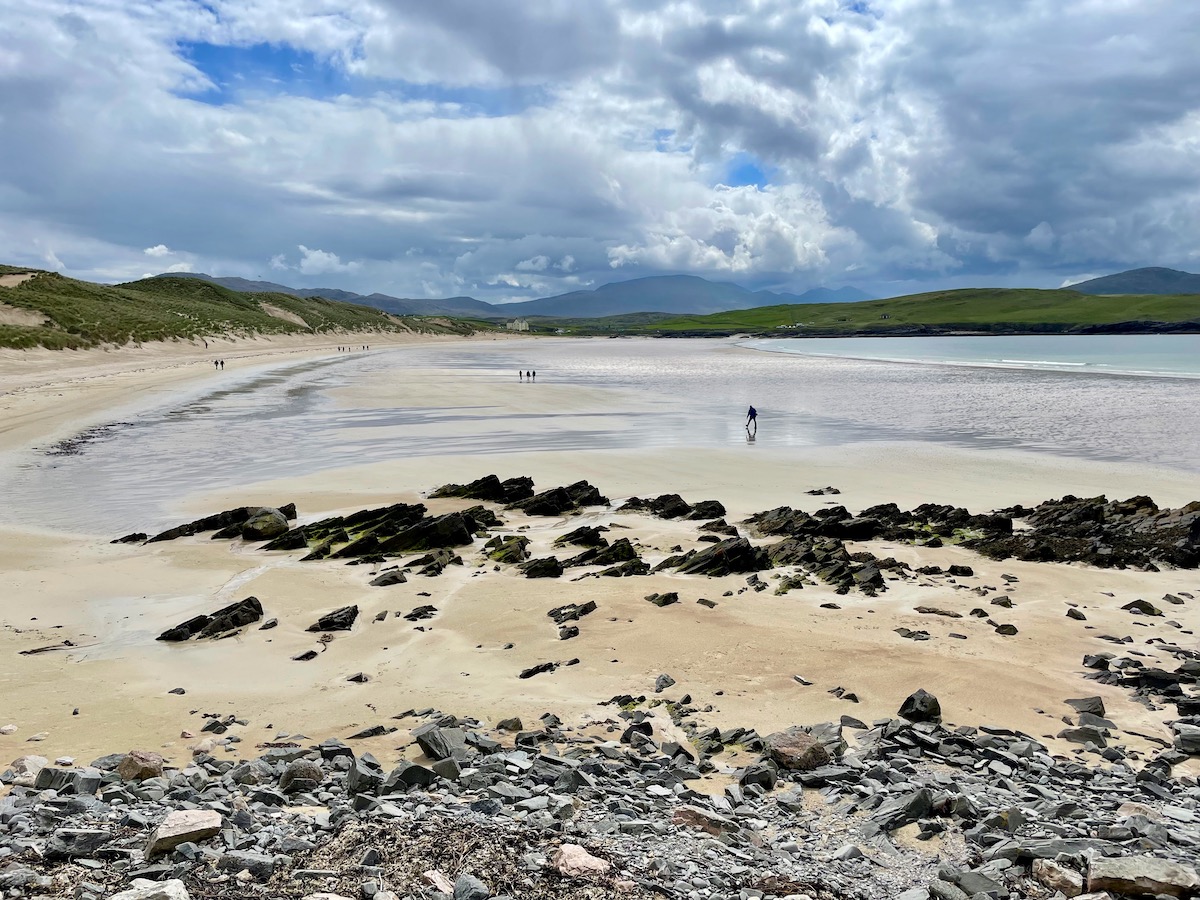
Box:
297 245 361 275
2 0 1200 301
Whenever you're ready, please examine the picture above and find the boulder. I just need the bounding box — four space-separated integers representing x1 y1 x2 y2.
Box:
279 759 324 794
111 881 192 900
552 843 612 877
45 828 113 859
554 525 609 548
376 511 480 554
146 809 222 858
671 805 738 836
765 727 831 771
517 556 563 578
1087 856 1199 898
242 508 289 541
1033 859 1084 898
414 725 466 761
484 535 530 564
898 689 942 723
307 605 359 632
117 750 164 782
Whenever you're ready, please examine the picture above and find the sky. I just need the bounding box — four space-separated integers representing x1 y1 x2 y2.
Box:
3 1 1200 304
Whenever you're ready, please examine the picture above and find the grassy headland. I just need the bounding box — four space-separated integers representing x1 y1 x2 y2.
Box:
544 287 1200 337
0 269 481 350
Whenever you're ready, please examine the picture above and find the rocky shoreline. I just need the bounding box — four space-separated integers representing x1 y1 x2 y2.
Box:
2 686 1198 900
5 475 1199 898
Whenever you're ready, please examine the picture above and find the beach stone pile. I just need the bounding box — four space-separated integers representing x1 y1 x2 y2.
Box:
2 688 1199 899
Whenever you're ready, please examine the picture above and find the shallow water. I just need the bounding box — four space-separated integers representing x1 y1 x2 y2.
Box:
749 334 1200 378
3 337 1198 533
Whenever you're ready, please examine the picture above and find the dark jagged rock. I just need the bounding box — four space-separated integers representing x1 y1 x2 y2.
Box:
597 559 650 576
405 547 462 576
563 537 639 568
261 525 312 551
553 525 609 548
620 493 724 520
898 689 941 723
518 556 563 579
519 661 558 678
548 601 597 624
484 535 530 564
508 480 608 516
429 474 535 504
645 592 679 607
376 511 482 555
370 569 408 586
672 537 768 576
306 605 359 632
111 532 147 544
403 605 437 621
157 597 263 642
147 507 260 543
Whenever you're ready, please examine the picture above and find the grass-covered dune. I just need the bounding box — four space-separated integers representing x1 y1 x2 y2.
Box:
552 287 1200 336
0 268 478 350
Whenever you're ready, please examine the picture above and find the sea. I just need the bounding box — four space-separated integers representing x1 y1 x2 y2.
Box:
3 334 1198 532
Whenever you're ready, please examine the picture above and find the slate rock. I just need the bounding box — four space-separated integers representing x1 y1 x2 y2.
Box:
899 689 942 723
307 605 359 632
1087 855 1199 898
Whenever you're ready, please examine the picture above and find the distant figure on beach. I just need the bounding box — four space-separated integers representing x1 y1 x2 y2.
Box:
746 405 757 435
214 360 219 370
519 370 523 382
220 360 224 370
532 371 536 382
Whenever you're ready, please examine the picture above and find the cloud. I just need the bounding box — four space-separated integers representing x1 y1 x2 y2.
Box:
297 245 361 275
2 0 1200 301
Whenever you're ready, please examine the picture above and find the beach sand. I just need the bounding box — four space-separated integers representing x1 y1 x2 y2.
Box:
1 336 1196 776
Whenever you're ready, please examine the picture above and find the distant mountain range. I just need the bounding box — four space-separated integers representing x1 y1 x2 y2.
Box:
1070 267 1200 295
157 272 872 319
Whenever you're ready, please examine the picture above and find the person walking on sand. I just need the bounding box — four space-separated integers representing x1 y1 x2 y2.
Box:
746 405 757 435
519 370 523 382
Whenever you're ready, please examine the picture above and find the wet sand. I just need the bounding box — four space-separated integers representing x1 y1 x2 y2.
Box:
0 336 1197 774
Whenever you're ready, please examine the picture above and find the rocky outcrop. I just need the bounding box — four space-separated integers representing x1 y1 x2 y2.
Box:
429 474 535 504
156 597 263 642
147 505 296 543
507 481 608 516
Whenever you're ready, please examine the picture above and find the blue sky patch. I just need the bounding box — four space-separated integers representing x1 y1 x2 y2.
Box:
178 42 349 104
176 41 543 116
723 153 772 189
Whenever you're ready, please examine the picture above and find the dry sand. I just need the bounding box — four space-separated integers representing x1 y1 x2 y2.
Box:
0 336 1197 777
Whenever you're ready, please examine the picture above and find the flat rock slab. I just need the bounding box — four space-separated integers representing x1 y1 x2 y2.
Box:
111 879 192 900
1088 856 1200 898
146 809 222 858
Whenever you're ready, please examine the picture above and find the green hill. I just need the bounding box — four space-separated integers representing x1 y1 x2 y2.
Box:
1070 267 1200 295
0 270 478 349
557 288 1200 336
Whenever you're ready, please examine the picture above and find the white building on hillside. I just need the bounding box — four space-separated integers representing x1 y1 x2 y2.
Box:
506 318 530 332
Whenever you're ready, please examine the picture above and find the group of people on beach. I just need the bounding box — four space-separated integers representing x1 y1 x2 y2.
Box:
212 359 225 370
519 370 537 382
337 345 369 352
